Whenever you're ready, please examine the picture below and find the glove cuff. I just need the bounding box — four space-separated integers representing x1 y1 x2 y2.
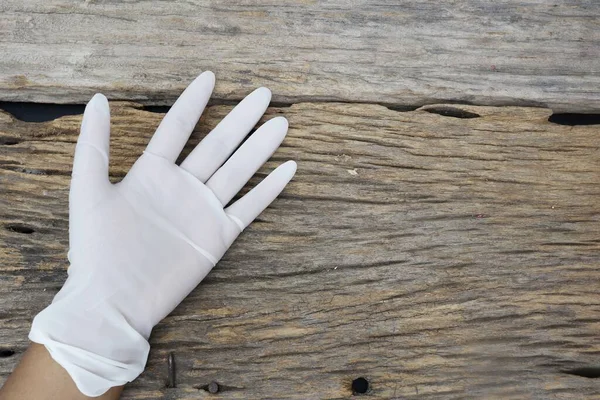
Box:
29 283 150 397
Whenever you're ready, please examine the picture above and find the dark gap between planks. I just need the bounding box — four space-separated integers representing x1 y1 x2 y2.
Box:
2 101 600 125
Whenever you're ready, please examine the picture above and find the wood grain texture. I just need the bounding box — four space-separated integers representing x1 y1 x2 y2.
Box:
1 1 599 112
0 102 599 399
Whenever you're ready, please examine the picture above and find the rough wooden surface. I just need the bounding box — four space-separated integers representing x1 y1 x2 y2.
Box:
1 1 599 112
1 102 599 399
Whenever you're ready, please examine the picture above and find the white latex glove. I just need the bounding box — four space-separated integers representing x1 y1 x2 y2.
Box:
29 71 296 396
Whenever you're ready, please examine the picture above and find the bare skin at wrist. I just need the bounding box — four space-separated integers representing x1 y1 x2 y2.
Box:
0 343 123 400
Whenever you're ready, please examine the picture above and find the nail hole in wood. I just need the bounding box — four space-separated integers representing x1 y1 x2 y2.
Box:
424 106 480 119
0 349 16 358
564 366 600 378
352 377 369 394
5 224 35 234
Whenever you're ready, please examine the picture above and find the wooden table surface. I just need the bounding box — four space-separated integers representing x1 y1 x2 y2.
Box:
0 2 599 399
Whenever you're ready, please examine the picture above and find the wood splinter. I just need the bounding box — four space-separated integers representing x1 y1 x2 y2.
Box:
167 352 176 388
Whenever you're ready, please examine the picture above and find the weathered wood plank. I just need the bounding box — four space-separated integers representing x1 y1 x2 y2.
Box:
1 1 599 112
1 103 599 399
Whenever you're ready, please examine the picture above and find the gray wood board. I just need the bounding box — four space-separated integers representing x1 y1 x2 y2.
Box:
0 1 599 112
1 103 599 399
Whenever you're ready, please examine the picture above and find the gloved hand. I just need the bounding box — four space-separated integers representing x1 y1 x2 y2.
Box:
29 71 296 396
